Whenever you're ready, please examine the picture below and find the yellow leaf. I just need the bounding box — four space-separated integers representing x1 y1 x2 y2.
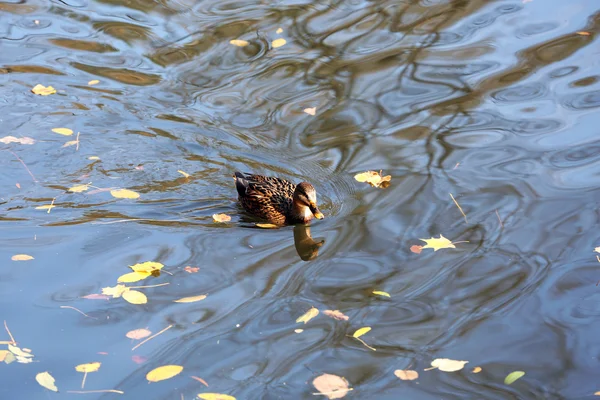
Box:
52 128 74 136
213 213 231 223
296 307 319 324
594 391 600 396
174 294 207 303
110 189 140 199
126 328 151 340
88 156 100 160
430 358 468 372
8 345 34 358
75 362 101 373
312 373 351 399
118 271 151 283
122 290 147 304
36 371 58 392
294 329 303 333
394 369 418 380
0 350 10 362
68 184 89 193
504 370 525 385
576 31 590 36
303 107 316 116
4 352 15 364
256 223 279 229
101 284 129 298
472 366 482 373
271 38 286 48
353 326 371 338
35 204 55 211
11 254 34 261
88 80 100 85
372 290 390 298
177 170 190 178
197 394 236 400
31 84 56 96
229 39 248 47
354 170 391 188
146 365 183 382
419 235 456 251
130 261 164 273
62 140 79 148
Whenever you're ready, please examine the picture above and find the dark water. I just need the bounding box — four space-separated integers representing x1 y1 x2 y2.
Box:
1 0 600 398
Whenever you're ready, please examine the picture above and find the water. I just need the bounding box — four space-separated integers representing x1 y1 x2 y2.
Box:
1 0 600 398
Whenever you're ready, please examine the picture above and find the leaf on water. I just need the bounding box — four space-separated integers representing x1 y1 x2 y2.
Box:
4 352 15 364
31 84 56 96
295 329 303 333
184 266 199 273
110 189 140 199
419 235 455 251
63 140 79 148
594 391 600 396
130 261 164 273
276 27 283 34
0 350 10 362
576 31 591 36
303 107 316 116
410 245 423 254
472 366 482 373
177 170 190 178
354 170 391 188
75 362 101 373
82 294 110 300
372 290 390 298
88 156 100 160
68 184 89 193
296 307 319 324
132 355 147 364
8 345 34 358
126 328 152 340
0 136 35 145
36 371 58 392
271 38 286 48
88 80 100 85
229 39 248 47
430 358 468 372
323 310 349 321
312 373 351 399
352 327 371 338
122 290 147 304
52 128 74 136
256 223 279 229
11 254 34 261
504 371 525 385
174 294 207 303
35 204 55 211
213 213 231 223
146 365 183 382
101 284 129 298
197 394 236 400
394 369 419 381
118 271 151 283
191 376 209 387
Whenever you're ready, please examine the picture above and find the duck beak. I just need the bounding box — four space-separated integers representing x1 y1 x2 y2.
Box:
310 202 324 220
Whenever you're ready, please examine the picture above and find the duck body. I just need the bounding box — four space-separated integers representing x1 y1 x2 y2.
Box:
234 171 324 225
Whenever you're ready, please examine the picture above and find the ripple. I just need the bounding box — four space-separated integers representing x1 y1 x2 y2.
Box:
562 89 600 111
491 82 546 103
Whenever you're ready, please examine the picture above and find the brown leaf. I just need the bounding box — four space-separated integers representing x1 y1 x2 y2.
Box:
410 245 423 254
576 31 591 36
323 310 349 321
0 136 35 145
394 369 418 380
126 328 152 340
354 170 391 188
11 254 34 261
191 376 209 387
212 213 231 223
184 266 199 273
131 355 147 364
312 373 351 399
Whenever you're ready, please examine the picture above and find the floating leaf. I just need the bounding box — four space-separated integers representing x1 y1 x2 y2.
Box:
11 254 34 261
229 39 248 47
118 271 151 283
323 310 349 321
372 291 390 298
197 394 235 400
576 31 591 36
191 376 209 387
8 345 34 358
110 189 140 199
35 204 55 211
504 371 525 385
256 223 279 229
174 294 207 303
63 140 79 148
472 366 482 373
419 235 455 251
52 128 74 136
184 266 199 273
354 170 391 188
430 358 468 372
271 38 286 48
295 329 303 333
122 290 147 304
82 294 110 300
410 245 423 254
146 365 183 382
394 369 418 381
0 350 10 362
304 107 316 116
88 156 100 160
212 213 231 223
276 28 283 34
68 184 89 193
296 307 319 324
101 284 128 298
31 84 56 95
130 261 164 273
36 371 58 392
75 362 101 373
352 327 371 338
126 328 152 340
4 352 15 364
0 136 35 145
312 373 351 399
177 170 190 178
88 80 100 85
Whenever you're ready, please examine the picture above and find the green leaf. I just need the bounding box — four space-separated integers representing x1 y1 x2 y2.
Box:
504 371 525 385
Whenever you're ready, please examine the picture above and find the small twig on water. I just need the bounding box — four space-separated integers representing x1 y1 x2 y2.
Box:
60 306 97 319
4 320 16 345
449 193 467 224
8 150 37 182
132 324 173 351
495 209 503 228
67 389 124 394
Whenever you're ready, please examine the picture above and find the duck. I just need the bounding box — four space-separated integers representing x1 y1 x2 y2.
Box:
234 171 324 225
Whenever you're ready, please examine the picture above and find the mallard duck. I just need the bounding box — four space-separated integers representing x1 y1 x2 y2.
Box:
234 171 324 225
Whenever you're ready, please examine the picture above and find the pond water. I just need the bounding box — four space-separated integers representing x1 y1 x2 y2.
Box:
1 0 600 398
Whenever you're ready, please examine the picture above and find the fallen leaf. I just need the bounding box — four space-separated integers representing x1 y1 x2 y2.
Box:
177 170 190 178
52 128 74 136
16 355 33 364
410 245 423 254
31 84 56 95
0 350 10 362
594 391 600 396
295 329 303 333
97 352 108 355
88 80 100 85
576 31 590 36
16 183 20 189
354 170 391 188
110 189 140 199
419 235 456 251
472 366 482 373
394 369 418 380
174 294 207 303
122 290 147 304
88 156 100 160
191 376 209 387
303 107 316 116
323 310 349 321
352 327 371 338
131 355 147 364
229 39 248 47
271 38 286 48
35 204 55 211
63 140 79 148
184 266 199 273
117 271 151 283
256 223 279 229
101 284 128 298
0 136 35 145
312 373 351 399
8 345 33 358
36 371 58 392
68 184 89 193
11 254 34 261
75 362 101 373
213 213 231 223
82 294 110 300
372 290 390 298
197 394 236 400
504 371 525 385
4 352 15 364
146 365 183 382
276 28 283 34
296 307 319 324
126 328 152 340
430 358 468 372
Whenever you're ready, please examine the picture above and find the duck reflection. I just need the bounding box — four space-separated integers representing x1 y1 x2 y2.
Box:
293 224 325 261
